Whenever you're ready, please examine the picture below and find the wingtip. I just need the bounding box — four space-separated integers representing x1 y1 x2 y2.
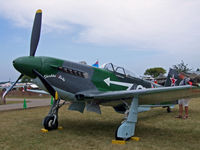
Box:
36 9 42 13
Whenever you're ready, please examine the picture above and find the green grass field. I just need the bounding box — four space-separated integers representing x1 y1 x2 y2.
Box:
0 98 200 150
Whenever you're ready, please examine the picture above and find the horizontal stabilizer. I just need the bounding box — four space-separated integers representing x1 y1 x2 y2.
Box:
138 106 151 112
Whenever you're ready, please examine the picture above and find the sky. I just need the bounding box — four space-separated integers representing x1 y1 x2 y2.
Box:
0 0 200 81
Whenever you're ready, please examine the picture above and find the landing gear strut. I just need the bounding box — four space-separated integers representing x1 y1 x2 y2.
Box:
43 97 65 130
32 70 65 130
115 96 139 140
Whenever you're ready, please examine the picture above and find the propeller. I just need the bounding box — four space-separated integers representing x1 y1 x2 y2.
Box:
32 70 58 100
30 9 42 56
30 11 59 100
1 74 24 104
1 9 42 103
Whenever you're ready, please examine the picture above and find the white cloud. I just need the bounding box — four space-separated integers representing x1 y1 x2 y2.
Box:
0 0 200 60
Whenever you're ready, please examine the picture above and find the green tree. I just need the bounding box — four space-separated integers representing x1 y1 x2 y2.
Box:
172 60 191 73
20 75 32 83
144 67 166 78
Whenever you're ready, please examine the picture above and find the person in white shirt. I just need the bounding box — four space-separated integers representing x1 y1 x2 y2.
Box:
176 73 191 119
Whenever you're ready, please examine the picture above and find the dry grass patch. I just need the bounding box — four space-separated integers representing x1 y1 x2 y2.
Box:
0 98 200 150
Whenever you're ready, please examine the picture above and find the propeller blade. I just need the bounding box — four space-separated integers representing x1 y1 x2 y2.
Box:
30 9 42 56
32 70 57 99
1 74 24 104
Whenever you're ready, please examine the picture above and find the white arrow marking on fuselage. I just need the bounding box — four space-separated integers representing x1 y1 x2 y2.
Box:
104 77 133 90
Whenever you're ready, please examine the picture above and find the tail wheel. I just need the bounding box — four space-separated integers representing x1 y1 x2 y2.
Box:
167 106 171 113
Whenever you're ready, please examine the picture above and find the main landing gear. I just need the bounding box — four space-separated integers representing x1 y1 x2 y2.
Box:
115 96 139 140
43 95 65 130
163 106 171 113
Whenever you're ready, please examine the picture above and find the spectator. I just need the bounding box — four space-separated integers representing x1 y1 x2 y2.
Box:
176 72 191 119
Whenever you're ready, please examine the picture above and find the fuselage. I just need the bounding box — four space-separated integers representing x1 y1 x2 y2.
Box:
13 56 157 105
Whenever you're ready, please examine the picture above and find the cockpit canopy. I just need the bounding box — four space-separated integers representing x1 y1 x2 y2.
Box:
101 63 138 78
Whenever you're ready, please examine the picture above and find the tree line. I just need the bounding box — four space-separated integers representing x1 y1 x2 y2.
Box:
144 61 199 78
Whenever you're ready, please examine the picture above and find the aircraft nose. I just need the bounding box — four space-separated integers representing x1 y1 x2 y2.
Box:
13 56 42 78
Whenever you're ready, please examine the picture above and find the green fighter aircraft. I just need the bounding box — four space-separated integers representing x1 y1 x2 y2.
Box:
3 10 200 140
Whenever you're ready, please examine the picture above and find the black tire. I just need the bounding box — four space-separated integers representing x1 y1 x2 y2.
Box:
43 116 58 130
167 107 171 113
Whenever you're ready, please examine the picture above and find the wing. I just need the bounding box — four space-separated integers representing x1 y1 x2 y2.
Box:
0 85 24 89
26 89 49 95
76 85 200 105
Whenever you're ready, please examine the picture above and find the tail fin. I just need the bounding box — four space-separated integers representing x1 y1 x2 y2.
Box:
164 68 182 87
